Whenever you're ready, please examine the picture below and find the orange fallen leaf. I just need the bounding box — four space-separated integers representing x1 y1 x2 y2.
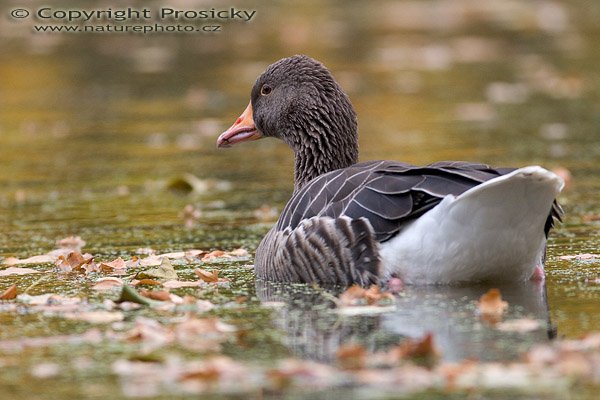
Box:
132 279 163 286
195 268 219 283
392 332 439 362
179 364 220 382
0 284 17 300
100 257 127 274
55 251 95 273
336 344 366 370
477 288 508 323
339 284 394 306
201 250 228 261
140 289 171 302
583 214 600 222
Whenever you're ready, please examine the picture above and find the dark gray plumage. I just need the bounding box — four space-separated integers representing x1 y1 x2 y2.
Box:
218 55 562 286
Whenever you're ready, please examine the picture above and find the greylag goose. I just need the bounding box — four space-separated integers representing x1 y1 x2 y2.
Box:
217 55 564 286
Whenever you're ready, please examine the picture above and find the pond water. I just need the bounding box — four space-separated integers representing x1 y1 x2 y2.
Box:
1 0 599 398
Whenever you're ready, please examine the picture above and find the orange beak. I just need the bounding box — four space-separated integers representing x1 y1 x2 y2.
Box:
217 102 263 148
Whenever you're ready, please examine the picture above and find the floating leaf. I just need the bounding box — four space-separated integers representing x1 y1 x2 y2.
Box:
64 311 125 324
477 288 508 323
195 268 219 283
55 251 96 273
117 285 152 306
339 284 394 307
0 267 42 276
162 280 201 289
91 278 124 291
3 255 55 266
496 319 542 333
100 257 128 274
392 332 439 363
137 257 178 281
336 344 366 370
132 279 163 286
56 236 86 251
140 290 171 302
201 251 227 261
0 284 17 300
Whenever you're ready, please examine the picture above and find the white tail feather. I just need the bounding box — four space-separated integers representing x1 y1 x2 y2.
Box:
381 166 564 284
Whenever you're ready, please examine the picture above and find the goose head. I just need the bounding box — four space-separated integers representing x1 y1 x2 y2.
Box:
217 55 359 188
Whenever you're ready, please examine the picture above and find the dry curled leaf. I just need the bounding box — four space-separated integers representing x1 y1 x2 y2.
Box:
99 257 128 274
195 268 220 283
55 251 96 273
0 284 17 300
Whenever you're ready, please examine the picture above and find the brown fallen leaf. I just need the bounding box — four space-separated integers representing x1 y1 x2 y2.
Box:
0 284 17 300
0 267 42 276
339 284 394 307
336 344 367 370
100 257 128 274
391 332 439 363
477 288 508 323
201 250 227 261
131 279 163 286
140 289 171 302
195 268 220 283
91 277 124 291
55 251 96 273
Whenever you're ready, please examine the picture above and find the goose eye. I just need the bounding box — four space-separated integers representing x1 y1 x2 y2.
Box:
260 85 272 96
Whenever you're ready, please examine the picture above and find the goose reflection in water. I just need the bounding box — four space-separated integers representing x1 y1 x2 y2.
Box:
256 279 554 363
